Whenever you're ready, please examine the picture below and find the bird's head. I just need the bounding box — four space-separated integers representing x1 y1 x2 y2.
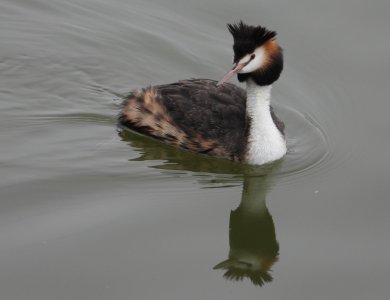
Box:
218 21 283 86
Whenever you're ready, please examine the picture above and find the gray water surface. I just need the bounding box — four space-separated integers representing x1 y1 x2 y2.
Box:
1 0 390 299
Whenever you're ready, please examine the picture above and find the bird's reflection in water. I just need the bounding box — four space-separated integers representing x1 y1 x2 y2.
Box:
120 129 281 286
213 175 279 286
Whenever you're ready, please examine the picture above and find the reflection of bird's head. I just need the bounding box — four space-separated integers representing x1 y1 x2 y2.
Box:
213 253 278 286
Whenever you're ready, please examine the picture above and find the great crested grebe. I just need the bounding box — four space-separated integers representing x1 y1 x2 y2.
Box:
119 21 286 165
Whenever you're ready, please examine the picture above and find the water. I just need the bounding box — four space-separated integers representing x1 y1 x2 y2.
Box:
1 0 389 299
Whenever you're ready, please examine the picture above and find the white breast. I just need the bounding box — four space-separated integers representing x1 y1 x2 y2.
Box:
245 81 287 165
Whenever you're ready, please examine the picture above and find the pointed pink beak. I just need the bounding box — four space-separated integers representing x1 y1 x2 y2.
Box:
217 63 246 86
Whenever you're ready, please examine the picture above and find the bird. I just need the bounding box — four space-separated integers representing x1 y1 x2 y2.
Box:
119 21 286 165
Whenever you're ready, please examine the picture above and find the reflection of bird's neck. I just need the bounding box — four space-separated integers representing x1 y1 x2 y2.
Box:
230 175 278 258
239 175 268 214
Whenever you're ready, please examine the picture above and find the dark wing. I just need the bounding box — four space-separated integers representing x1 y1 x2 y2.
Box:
270 106 285 136
119 79 249 160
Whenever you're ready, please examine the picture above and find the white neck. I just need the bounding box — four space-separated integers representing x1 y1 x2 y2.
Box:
245 80 287 165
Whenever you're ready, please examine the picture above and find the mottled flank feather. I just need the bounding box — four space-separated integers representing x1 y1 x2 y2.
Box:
119 79 250 161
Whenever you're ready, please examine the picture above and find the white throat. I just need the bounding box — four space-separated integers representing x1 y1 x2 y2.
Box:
245 80 287 165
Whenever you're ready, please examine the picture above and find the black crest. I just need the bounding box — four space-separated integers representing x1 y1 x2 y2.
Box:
227 21 277 63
